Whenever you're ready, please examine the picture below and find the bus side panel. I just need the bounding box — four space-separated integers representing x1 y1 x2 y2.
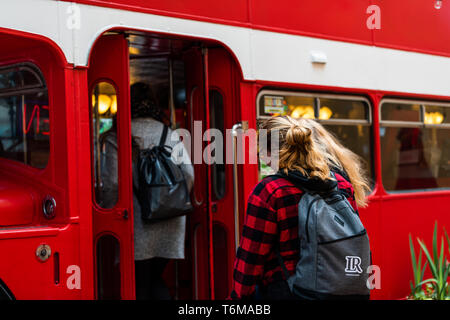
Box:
0 225 82 299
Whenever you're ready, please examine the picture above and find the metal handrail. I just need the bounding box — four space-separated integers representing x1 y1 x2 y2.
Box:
231 121 248 251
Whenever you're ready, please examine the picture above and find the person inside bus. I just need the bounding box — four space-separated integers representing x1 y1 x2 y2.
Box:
101 82 194 300
230 116 370 299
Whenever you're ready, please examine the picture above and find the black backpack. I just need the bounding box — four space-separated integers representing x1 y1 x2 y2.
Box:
274 172 371 300
135 125 193 223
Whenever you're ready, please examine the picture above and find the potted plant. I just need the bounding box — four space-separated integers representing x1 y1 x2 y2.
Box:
408 222 450 300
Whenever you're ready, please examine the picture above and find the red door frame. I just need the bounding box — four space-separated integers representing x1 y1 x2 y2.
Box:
184 45 244 299
88 34 135 300
207 47 243 299
184 47 212 299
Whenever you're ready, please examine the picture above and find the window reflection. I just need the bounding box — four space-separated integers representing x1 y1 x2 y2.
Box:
424 105 449 125
380 100 450 192
0 64 49 168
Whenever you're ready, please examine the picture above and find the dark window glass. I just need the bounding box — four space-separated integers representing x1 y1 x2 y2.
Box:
210 90 225 201
213 224 229 299
380 101 450 192
320 98 372 187
0 65 49 169
381 102 421 122
324 124 373 186
20 69 43 88
0 66 43 91
92 82 118 208
0 70 21 90
380 126 450 191
319 98 367 120
97 235 121 300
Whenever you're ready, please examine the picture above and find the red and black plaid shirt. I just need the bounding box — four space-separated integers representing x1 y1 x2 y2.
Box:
230 172 357 299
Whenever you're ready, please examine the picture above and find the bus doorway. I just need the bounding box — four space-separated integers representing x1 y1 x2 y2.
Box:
127 33 243 300
89 31 243 300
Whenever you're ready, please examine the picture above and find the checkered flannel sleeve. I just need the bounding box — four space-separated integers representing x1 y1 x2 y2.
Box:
230 187 278 299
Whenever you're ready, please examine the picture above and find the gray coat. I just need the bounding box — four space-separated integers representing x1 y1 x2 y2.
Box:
101 118 194 261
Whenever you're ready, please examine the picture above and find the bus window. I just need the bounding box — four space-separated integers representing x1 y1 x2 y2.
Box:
258 94 315 119
96 234 121 299
381 102 421 123
380 100 450 192
210 90 225 201
0 64 49 168
256 91 373 189
319 98 367 120
318 97 372 189
91 81 118 208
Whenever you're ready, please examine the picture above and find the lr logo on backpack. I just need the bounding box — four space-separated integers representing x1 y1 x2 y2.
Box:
345 256 363 275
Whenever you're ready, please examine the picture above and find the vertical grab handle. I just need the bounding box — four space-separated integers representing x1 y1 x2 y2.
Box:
168 56 176 129
231 121 248 252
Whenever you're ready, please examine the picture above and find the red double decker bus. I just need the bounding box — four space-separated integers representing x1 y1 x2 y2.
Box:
0 0 449 300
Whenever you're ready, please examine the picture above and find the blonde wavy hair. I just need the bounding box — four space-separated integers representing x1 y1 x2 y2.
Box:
260 116 370 207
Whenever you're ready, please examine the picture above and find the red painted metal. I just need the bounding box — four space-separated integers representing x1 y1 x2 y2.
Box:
202 47 215 300
64 0 450 57
183 47 211 299
88 34 135 299
373 0 450 57
0 29 90 299
0 179 36 226
207 48 242 299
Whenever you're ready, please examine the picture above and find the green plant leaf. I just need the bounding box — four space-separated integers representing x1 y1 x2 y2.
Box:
417 248 424 287
433 221 438 272
418 278 437 287
438 282 449 299
408 223 450 300
443 264 450 294
420 261 428 284
444 227 450 257
438 236 444 285
418 238 438 278
409 234 418 287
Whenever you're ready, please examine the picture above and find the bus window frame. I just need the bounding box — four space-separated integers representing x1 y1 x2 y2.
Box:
379 98 450 129
256 90 372 126
379 98 450 193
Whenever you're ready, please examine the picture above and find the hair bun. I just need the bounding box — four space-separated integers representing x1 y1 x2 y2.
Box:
285 124 312 150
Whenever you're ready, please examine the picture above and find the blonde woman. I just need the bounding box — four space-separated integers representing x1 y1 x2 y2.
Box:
230 116 370 300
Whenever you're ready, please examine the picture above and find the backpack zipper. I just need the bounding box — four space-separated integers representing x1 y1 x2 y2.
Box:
318 229 367 245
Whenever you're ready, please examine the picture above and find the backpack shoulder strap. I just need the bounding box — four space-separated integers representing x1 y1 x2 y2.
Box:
159 125 169 147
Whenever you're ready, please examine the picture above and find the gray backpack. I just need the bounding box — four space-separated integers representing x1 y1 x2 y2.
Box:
277 173 371 300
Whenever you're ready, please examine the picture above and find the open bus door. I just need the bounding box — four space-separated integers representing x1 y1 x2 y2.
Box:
184 46 242 299
88 34 135 300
